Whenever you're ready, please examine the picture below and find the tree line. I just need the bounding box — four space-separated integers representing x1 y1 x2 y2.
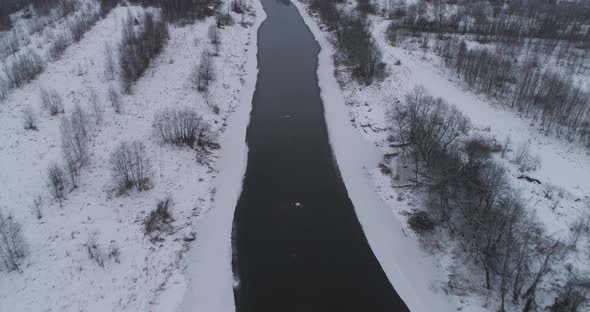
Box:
310 0 384 85
118 11 169 94
436 39 590 148
389 87 590 311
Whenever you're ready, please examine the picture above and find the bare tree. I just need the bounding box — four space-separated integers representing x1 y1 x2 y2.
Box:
85 233 105 267
88 87 102 124
48 30 71 60
108 85 121 113
550 274 590 312
194 49 215 92
0 211 27 272
110 140 153 193
4 50 45 89
31 195 43 220
47 162 67 206
153 107 214 148
208 24 221 56
40 86 64 116
104 43 115 81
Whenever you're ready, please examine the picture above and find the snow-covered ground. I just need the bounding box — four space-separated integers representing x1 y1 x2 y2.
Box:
0 1 260 310
293 0 590 311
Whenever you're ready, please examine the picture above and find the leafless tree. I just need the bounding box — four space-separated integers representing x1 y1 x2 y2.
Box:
108 85 121 113
88 87 102 124
48 30 71 60
47 162 67 206
31 195 43 220
104 43 115 81
208 24 221 56
4 50 45 89
110 140 153 193
0 211 27 272
194 49 215 92
40 86 64 116
153 107 214 148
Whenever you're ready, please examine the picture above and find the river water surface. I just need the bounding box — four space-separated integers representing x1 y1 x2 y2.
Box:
231 0 410 311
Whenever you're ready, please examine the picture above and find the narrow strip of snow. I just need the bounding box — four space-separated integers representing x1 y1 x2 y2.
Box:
175 1 265 311
291 2 459 312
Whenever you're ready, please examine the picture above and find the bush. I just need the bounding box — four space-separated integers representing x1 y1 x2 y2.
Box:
144 196 174 236
61 107 90 188
0 211 27 272
550 275 590 312
104 43 115 81
107 85 121 113
69 10 99 43
40 86 64 116
4 50 45 89
0 30 20 58
215 11 234 28
153 107 212 148
160 0 216 23
208 24 221 56
407 210 435 233
47 162 67 206
512 141 541 172
22 106 38 131
110 140 153 193
85 233 105 267
192 49 215 92
48 30 71 60
88 87 102 123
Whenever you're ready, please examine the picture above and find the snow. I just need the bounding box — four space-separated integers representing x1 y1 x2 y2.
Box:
292 1 462 312
293 0 590 311
175 1 265 311
0 2 260 311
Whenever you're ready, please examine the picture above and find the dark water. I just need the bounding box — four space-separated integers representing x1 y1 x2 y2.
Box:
231 0 410 311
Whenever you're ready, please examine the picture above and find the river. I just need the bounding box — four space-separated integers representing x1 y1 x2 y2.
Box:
231 0 410 311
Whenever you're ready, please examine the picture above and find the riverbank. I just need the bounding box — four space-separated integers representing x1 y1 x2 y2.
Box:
175 1 265 311
0 2 262 311
291 1 459 312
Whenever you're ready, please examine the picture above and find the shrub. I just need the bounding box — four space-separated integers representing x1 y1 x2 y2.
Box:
107 85 121 113
407 210 435 233
48 30 70 60
144 196 174 236
88 87 102 123
104 43 116 81
512 141 541 172
86 233 105 267
47 162 67 206
110 140 153 193
22 106 38 131
69 10 99 43
0 211 27 272
0 30 20 58
40 86 64 116
61 107 90 187
4 50 45 89
153 107 212 148
193 49 215 92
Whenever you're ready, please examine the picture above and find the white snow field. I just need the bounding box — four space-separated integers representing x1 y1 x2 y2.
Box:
293 0 590 311
0 1 261 311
